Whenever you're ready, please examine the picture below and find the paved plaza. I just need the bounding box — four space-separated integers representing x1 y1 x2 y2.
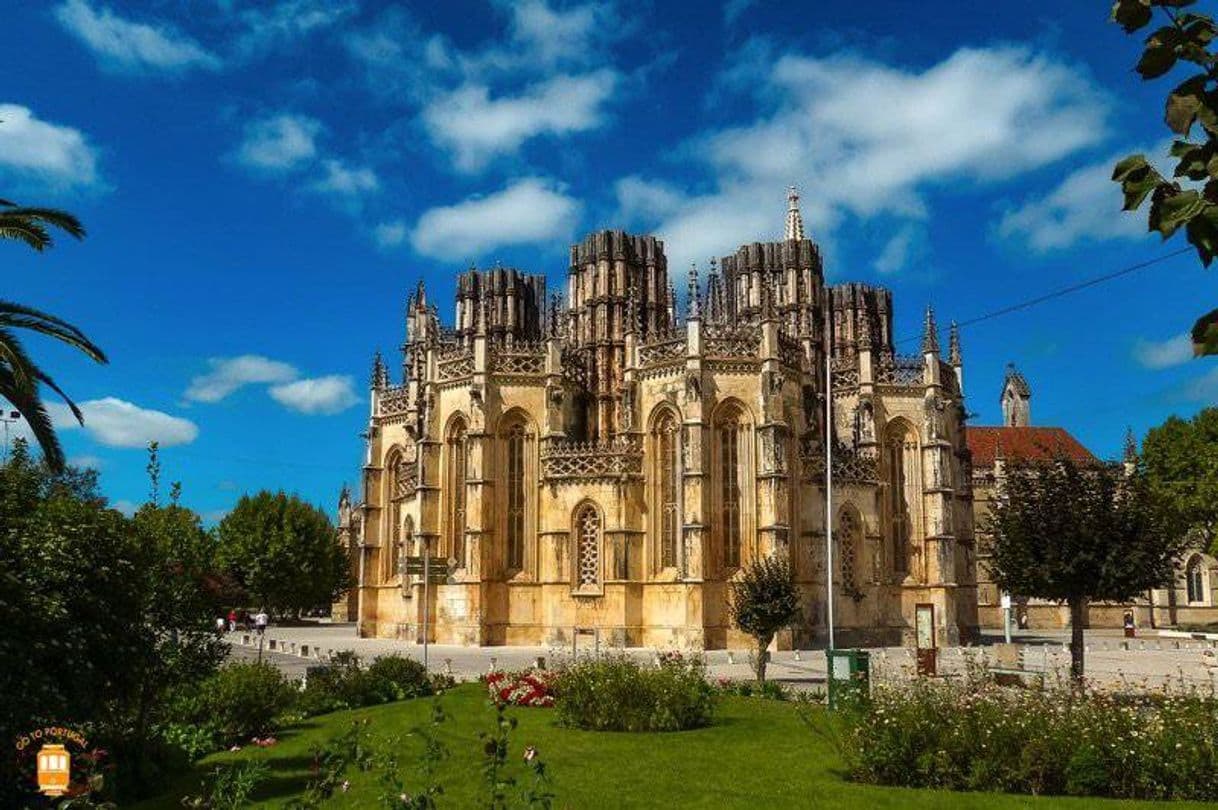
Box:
227 622 1218 691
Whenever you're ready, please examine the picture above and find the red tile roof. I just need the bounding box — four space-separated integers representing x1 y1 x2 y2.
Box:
967 426 1096 468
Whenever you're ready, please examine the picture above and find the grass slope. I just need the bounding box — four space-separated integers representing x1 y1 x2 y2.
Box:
135 683 1210 809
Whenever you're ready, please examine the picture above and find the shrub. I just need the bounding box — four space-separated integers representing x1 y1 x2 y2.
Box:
484 669 557 707
839 676 1218 801
553 654 715 732
366 655 433 701
298 652 441 716
182 662 295 746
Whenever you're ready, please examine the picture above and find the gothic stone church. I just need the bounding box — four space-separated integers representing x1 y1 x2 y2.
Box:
339 189 980 649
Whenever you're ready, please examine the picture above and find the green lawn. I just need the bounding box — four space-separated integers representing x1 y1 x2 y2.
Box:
134 683 1210 809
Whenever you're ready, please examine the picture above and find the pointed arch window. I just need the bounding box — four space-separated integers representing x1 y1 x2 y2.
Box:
717 406 746 570
505 422 527 570
1187 556 1208 604
446 419 468 568
384 450 403 583
575 503 601 590
884 421 918 576
655 411 680 570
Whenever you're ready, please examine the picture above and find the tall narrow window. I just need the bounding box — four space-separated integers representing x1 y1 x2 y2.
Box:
839 507 861 593
446 420 468 567
885 421 918 576
656 412 679 569
506 423 526 570
1188 557 1206 604
718 408 743 569
575 504 601 589
385 450 403 583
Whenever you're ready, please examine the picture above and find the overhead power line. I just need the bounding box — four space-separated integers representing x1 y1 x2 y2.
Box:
898 245 1195 345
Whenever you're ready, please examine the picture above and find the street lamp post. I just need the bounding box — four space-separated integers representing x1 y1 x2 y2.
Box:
1 410 21 461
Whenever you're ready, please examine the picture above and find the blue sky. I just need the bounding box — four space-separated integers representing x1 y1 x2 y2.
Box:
2 0 1213 523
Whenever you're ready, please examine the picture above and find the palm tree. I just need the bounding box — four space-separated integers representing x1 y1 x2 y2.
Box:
0 200 86 250
1 198 106 471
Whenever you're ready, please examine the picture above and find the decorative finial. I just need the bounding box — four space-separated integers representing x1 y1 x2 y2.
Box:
371 351 388 389
687 262 701 319
785 184 806 241
921 305 940 354
858 311 873 350
666 277 677 326
948 320 961 366
415 279 427 308
626 285 639 334
549 292 560 337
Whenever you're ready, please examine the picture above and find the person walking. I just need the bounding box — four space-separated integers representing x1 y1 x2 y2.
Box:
254 608 269 636
227 609 237 633
215 615 226 634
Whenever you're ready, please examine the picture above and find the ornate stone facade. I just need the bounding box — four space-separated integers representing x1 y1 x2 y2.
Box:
340 188 979 649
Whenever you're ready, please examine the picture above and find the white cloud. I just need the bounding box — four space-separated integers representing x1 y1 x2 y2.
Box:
503 0 613 68
185 355 299 403
1134 333 1193 370
874 224 924 275
373 220 408 248
53 397 199 447
236 114 321 173
268 375 359 415
723 0 755 25
411 178 581 260
310 159 379 198
0 104 99 189
232 0 357 56
111 498 139 517
618 45 1108 271
997 152 1149 251
67 454 103 469
423 70 618 172
55 0 221 73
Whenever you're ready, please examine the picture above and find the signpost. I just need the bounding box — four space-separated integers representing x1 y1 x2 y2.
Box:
400 554 453 669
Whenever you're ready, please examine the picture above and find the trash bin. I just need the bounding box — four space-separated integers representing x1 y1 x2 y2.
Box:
826 648 870 710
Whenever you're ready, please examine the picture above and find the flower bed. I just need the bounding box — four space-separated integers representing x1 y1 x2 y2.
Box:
839 676 1218 801
484 669 557 708
553 653 716 731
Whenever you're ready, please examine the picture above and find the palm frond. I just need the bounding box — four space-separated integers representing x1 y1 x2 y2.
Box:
0 301 108 364
1 207 85 240
0 222 50 251
0 326 36 393
0 366 65 472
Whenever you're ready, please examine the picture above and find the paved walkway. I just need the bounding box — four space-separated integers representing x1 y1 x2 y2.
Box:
225 623 1218 691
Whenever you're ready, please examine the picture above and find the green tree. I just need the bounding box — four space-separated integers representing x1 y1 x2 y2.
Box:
216 490 350 615
728 555 801 683
0 439 224 804
1110 0 1218 355
0 197 107 471
1142 408 1218 554
985 454 1183 683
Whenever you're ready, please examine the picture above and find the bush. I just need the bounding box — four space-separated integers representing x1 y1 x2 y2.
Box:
183 662 296 745
366 655 433 701
553 653 715 732
839 676 1218 800
298 652 441 716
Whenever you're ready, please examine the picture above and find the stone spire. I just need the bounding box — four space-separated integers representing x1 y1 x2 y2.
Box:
687 262 701 320
549 292 560 337
371 351 388 388
948 320 962 366
1001 363 1032 427
626 285 640 335
666 277 677 326
921 305 940 355
785 185 806 241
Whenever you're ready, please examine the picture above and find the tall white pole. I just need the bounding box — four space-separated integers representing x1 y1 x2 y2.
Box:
825 307 835 652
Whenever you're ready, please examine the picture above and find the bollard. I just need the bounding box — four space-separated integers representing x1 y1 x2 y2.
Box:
268 639 276 651
727 651 735 665
793 650 801 662
300 644 309 657
489 656 498 673
289 642 297 655
535 656 546 670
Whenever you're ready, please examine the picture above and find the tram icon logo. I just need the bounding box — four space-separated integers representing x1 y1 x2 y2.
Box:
36 743 71 797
